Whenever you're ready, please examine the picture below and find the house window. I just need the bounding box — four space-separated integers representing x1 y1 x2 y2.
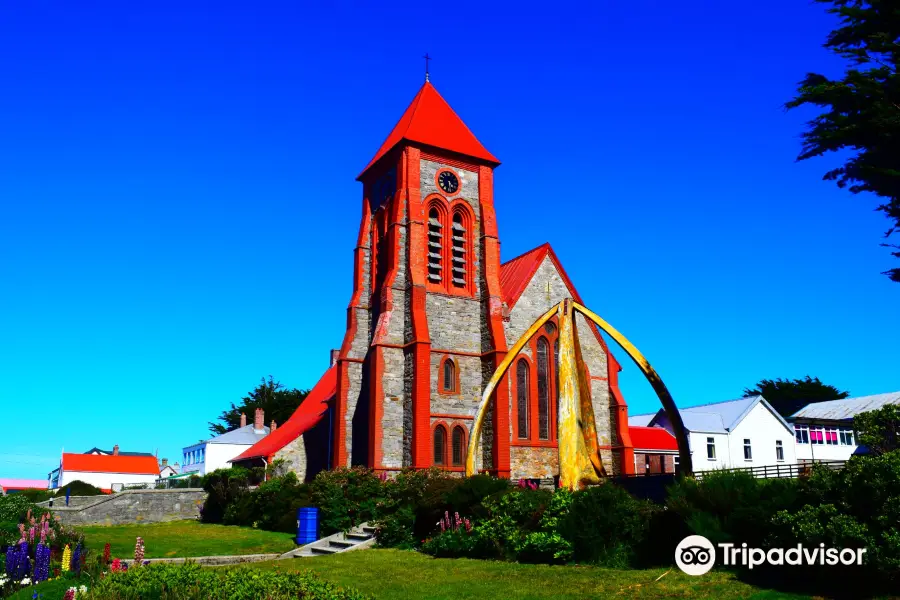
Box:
706 437 716 460
775 440 784 462
451 426 465 466
839 429 854 446
516 359 530 439
825 428 838 445
554 338 560 432
795 425 809 444
537 338 551 440
450 211 467 289
441 358 456 393
427 206 444 285
810 426 824 445
743 439 752 461
433 425 447 466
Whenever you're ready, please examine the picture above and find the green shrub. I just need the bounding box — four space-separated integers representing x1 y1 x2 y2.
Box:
224 472 311 533
557 483 658 568
666 469 802 548
308 467 383 535
421 527 492 558
374 468 449 548
200 467 252 524
515 531 574 564
91 562 370 599
16 489 53 503
54 480 104 497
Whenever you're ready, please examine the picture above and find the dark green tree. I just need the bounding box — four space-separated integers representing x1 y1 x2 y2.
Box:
786 0 900 281
743 376 850 419
209 376 309 435
854 403 900 454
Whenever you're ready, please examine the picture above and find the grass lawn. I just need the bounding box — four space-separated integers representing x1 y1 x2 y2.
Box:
78 520 297 559
256 549 813 600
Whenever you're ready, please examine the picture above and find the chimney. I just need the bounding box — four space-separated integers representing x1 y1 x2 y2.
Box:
161 458 168 467
113 444 119 456
330 349 340 367
271 420 277 432
240 413 247 428
254 408 264 431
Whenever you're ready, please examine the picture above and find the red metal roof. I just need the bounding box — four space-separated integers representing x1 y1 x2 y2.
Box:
232 365 337 462
0 478 47 491
629 426 678 452
61 453 160 475
358 82 499 179
499 243 585 310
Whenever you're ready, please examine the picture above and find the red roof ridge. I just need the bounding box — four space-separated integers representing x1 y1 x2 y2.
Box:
358 82 499 179
233 366 338 463
61 453 160 475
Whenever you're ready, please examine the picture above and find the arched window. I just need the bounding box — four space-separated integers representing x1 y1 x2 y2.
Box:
537 337 550 440
451 426 465 466
442 358 456 393
554 338 560 439
427 206 444 285
516 359 530 439
433 425 447 465
451 211 467 289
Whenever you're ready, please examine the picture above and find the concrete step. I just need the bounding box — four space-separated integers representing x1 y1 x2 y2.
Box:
361 525 377 535
329 540 355 549
345 533 372 542
309 545 340 555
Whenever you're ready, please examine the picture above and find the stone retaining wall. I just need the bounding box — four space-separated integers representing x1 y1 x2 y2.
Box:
40 489 207 526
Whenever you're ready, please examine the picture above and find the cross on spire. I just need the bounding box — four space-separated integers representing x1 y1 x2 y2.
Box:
423 53 431 82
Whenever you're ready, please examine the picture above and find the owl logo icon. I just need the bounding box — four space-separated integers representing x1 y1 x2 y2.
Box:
675 535 716 575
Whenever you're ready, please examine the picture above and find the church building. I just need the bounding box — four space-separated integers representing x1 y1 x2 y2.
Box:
232 81 636 481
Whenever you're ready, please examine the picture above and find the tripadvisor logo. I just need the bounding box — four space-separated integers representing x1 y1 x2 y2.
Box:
675 535 867 576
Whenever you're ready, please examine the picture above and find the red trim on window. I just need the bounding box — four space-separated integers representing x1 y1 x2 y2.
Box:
438 355 460 395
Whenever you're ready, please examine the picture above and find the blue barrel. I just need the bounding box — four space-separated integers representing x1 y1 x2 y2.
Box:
296 507 319 545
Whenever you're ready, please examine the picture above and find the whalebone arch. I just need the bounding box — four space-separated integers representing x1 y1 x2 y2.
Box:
467 299 693 488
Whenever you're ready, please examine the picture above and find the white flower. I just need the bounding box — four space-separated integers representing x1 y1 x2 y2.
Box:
20 577 31 585
80 585 88 593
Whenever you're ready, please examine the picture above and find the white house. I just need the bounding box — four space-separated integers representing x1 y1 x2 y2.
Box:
182 409 271 476
790 391 900 463
49 450 160 491
158 458 180 478
646 395 797 473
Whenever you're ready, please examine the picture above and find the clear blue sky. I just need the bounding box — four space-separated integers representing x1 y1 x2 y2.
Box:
1 2 897 479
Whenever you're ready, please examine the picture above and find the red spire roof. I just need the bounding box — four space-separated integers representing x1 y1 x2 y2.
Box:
359 82 499 179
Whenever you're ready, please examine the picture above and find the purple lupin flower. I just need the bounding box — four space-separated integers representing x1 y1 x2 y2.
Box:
34 543 51 582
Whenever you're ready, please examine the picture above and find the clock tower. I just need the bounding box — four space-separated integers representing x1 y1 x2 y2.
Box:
333 81 512 476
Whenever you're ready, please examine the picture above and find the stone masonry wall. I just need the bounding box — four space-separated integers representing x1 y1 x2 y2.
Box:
45 489 206 526
504 255 617 478
419 159 486 468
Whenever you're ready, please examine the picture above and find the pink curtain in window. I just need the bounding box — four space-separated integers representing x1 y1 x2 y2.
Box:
826 430 838 443
811 429 824 443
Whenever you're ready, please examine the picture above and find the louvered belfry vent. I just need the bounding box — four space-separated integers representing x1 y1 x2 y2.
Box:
451 212 466 288
428 207 443 283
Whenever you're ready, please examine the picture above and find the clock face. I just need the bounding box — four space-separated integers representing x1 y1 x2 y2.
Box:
437 170 459 194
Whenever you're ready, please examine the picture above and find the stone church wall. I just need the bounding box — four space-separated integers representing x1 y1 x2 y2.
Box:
504 256 618 479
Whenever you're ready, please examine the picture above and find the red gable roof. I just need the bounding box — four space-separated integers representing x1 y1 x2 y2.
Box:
61 453 159 475
233 365 337 463
629 426 678 452
358 82 499 179
499 243 585 311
